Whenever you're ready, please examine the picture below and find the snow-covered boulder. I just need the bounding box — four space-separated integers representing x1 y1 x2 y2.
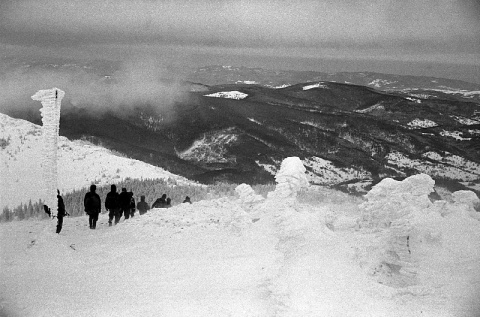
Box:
430 190 479 220
267 157 309 200
452 190 479 208
235 183 264 205
446 190 480 220
356 174 439 287
250 157 314 242
357 173 480 290
235 183 264 203
359 174 434 228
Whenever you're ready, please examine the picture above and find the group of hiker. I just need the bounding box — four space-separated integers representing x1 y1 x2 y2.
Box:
83 184 192 230
48 185 192 233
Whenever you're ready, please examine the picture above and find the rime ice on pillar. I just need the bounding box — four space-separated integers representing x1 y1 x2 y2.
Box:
31 88 65 217
259 157 309 223
268 157 309 200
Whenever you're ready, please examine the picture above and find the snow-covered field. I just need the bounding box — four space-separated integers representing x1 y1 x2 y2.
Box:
1 161 480 316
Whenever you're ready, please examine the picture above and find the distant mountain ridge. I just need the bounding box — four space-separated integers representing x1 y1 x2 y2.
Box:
3 65 480 197
187 65 480 103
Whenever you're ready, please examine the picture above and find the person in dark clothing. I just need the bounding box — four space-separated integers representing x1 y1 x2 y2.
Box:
84 184 101 229
56 190 68 234
128 192 136 218
137 195 150 215
105 184 121 226
152 194 167 208
165 197 172 208
43 205 51 217
119 188 131 220
183 196 192 204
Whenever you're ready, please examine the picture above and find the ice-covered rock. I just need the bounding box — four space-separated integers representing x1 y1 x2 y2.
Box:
267 157 309 200
251 157 315 246
31 88 65 217
431 190 480 220
452 190 479 208
357 173 480 291
449 190 480 220
357 174 439 287
359 174 434 228
235 183 264 205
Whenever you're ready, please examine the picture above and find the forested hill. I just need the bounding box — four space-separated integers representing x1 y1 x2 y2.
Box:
3 66 480 197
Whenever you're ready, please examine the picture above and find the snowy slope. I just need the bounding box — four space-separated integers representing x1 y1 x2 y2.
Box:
1 173 479 316
402 87 480 99
177 128 238 164
0 113 192 209
386 151 480 181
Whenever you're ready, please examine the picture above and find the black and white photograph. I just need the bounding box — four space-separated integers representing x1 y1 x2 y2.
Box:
1 0 479 316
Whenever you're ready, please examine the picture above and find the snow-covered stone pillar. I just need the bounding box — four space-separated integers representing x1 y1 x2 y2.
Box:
267 157 309 201
31 88 64 217
260 157 310 231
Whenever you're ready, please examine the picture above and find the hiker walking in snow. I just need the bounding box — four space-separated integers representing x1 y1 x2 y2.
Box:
84 185 101 229
165 197 172 208
105 184 121 226
56 190 68 234
152 194 167 208
137 195 150 215
119 188 131 220
183 196 192 204
129 191 136 218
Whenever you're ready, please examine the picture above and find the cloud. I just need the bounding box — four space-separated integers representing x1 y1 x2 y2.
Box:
0 56 185 115
0 0 478 51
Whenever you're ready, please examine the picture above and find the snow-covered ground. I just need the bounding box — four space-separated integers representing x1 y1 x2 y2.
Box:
406 118 438 129
387 151 480 181
0 113 191 209
269 84 291 89
302 83 328 90
204 91 248 100
1 170 480 317
402 86 480 99
368 79 397 88
355 103 386 114
440 130 472 141
303 156 371 185
177 128 238 164
235 80 257 85
402 87 480 99
451 115 480 126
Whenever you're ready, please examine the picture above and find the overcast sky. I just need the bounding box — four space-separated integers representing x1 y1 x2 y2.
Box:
1 0 479 81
